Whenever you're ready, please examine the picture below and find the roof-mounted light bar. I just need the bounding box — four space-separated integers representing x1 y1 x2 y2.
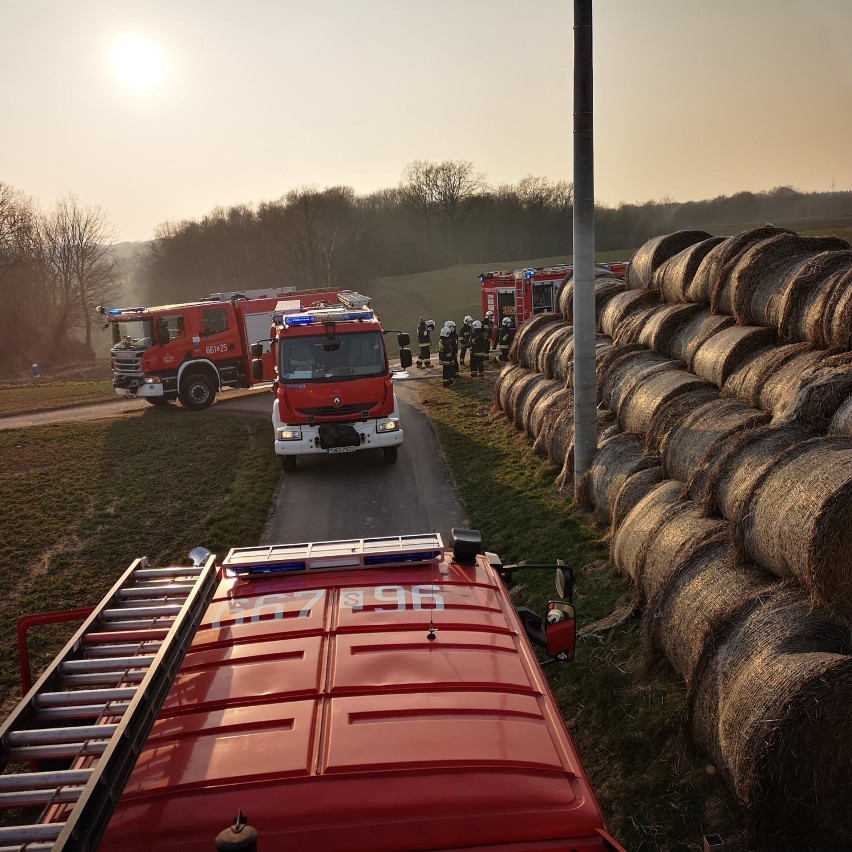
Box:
283 308 374 327
107 307 147 316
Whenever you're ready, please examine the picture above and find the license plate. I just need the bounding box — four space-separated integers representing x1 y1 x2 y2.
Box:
327 446 357 454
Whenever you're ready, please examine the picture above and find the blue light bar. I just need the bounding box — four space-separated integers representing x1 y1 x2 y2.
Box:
237 561 307 575
341 310 373 321
364 550 443 566
108 307 147 315
284 315 316 326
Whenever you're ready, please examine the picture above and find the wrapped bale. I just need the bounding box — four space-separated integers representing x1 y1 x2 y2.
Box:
553 336 612 388
726 233 850 329
829 394 852 437
739 436 852 617
519 376 564 438
556 408 617 489
688 585 852 844
598 289 660 337
692 325 777 388
610 465 666 535
618 369 716 439
530 387 573 454
644 386 721 456
772 351 852 431
533 323 573 379
504 370 546 430
660 398 770 484
532 392 575 466
611 303 668 346
668 310 735 371
594 341 641 401
636 302 703 358
757 347 827 416
599 347 680 412
492 363 527 413
625 230 713 290
651 236 727 303
508 313 562 367
722 342 811 409
821 264 852 350
558 275 625 323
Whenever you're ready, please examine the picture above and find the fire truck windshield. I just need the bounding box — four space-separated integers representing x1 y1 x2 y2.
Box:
111 319 153 350
279 331 386 381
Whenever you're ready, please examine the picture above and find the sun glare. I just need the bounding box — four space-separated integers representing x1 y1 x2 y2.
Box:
110 36 167 93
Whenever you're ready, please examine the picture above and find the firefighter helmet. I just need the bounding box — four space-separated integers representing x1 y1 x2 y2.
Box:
502 317 512 326
473 320 482 329
426 320 435 331
440 327 450 338
485 310 494 318
464 315 473 323
447 320 456 328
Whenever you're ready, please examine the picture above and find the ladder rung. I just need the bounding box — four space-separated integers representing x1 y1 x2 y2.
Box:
83 642 163 658
102 604 182 619
0 769 92 792
61 656 154 674
35 687 136 708
117 582 195 599
5 740 108 762
35 702 130 723
90 619 176 633
83 628 169 644
59 671 146 688
0 823 65 845
4 724 117 747
134 566 202 579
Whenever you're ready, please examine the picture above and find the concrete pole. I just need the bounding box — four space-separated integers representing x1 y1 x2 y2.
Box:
572 0 597 487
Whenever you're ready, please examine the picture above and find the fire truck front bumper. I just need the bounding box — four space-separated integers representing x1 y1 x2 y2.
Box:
274 418 403 457
113 376 164 399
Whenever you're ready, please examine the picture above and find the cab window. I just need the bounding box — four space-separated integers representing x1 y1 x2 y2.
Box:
158 314 185 342
201 308 229 337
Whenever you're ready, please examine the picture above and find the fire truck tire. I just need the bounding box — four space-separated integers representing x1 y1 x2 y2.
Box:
281 455 297 472
145 397 171 406
179 374 216 411
383 446 398 464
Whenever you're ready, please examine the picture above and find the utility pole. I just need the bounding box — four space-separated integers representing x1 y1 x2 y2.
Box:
572 0 597 485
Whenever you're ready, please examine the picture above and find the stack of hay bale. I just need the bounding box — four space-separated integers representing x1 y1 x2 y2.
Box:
494 226 852 848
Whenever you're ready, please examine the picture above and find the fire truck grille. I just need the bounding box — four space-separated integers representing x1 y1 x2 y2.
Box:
297 403 378 418
113 354 142 374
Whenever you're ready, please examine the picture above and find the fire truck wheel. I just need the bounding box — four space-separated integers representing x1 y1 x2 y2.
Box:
383 446 398 464
179 374 216 411
281 455 297 472
144 397 171 406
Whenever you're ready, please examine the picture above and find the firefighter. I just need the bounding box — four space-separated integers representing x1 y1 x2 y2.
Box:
446 320 459 377
459 316 473 365
482 310 496 352
439 326 455 387
470 319 489 378
416 317 434 368
497 316 515 362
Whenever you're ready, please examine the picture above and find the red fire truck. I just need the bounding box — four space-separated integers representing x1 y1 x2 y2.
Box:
480 262 628 324
1 529 625 852
250 294 412 470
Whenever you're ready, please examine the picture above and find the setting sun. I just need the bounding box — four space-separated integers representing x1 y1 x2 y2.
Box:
109 35 166 93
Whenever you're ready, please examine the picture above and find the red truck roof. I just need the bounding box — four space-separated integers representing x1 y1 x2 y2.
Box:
98 539 616 852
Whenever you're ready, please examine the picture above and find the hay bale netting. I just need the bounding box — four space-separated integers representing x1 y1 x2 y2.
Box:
688 585 852 844
504 370 547 430
660 398 771 485
756 347 828 416
636 302 703 359
726 233 851 329
721 342 811 408
617 369 716 440
557 275 626 323
667 310 735 371
581 431 656 520
532 393 575 466
529 387 573 452
597 289 660 337
533 323 573 378
508 313 562 366
772 351 852 431
611 479 685 583
821 264 852 350
829 394 852 437
598 347 680 412
493 363 529 413
556 409 617 489
644 386 721 456
651 236 727 303
645 537 777 686
738 436 852 617
519 376 563 437
551 334 611 387
610 464 666 535
625 230 713 290
780 250 852 346
691 325 777 388
611 303 669 346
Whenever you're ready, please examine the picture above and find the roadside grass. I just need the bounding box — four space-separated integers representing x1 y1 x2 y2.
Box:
0 363 114 414
420 371 746 852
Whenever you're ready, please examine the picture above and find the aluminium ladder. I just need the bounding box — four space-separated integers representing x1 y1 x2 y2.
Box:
0 553 219 852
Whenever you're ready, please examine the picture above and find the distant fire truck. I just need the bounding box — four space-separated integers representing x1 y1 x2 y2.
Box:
480 261 628 323
1 529 625 852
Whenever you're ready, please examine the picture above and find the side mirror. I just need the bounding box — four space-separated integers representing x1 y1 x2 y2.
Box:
545 601 576 661
250 342 263 357
397 332 410 347
399 347 413 370
251 359 264 381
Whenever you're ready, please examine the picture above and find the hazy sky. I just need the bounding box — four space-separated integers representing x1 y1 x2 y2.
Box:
3 0 851 242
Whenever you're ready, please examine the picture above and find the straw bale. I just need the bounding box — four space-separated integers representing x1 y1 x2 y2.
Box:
667 310 735 371
618 370 716 439
530 388 573 456
828 394 852 437
611 304 668 346
598 289 660 337
508 313 562 366
688 585 852 842
821 264 852 350
533 323 573 378
599 348 678 412
772 354 852 431
535 398 575 468
739 436 852 616
726 233 850 328
645 537 776 685
721 342 811 408
756 347 827 415
594 342 641 400
519 319 567 372
635 302 703 360
691 325 777 387
651 236 727 303
611 480 684 583
685 423 810 518
504 370 546 429
644 386 721 456
493 363 526 412
610 465 666 534
696 225 796 313
518 375 561 436
660 398 770 484
583 431 656 519
779 250 852 346
625 230 713 290
558 275 626 323
556 409 616 490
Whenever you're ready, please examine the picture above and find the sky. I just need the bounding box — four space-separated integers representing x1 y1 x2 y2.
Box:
3 0 852 243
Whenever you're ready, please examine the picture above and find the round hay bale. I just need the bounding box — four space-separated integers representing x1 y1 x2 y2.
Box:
695 224 796 313
721 342 811 408
727 233 850 329
644 385 720 455
739 436 852 616
519 376 563 437
599 348 679 412
504 370 545 429
667 310 735 371
514 373 556 434
611 303 667 346
637 302 703 359
821 264 852 350
650 236 727 303
692 325 777 388
594 341 640 401
558 275 626 323
508 313 562 366
598 289 660 337
756 347 827 416
779 250 852 346
626 230 713 290
688 585 852 842
772 353 852 431
828 394 852 437
645 537 776 685
610 464 666 534
557 409 617 489
530 387 573 455
618 369 716 439
534 323 573 379
493 363 527 413
687 423 810 520
583 431 655 519
535 399 575 468
661 398 771 484
611 479 684 583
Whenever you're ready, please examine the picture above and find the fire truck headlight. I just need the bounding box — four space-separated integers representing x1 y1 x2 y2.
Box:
277 427 302 441
377 418 399 433
143 376 160 384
